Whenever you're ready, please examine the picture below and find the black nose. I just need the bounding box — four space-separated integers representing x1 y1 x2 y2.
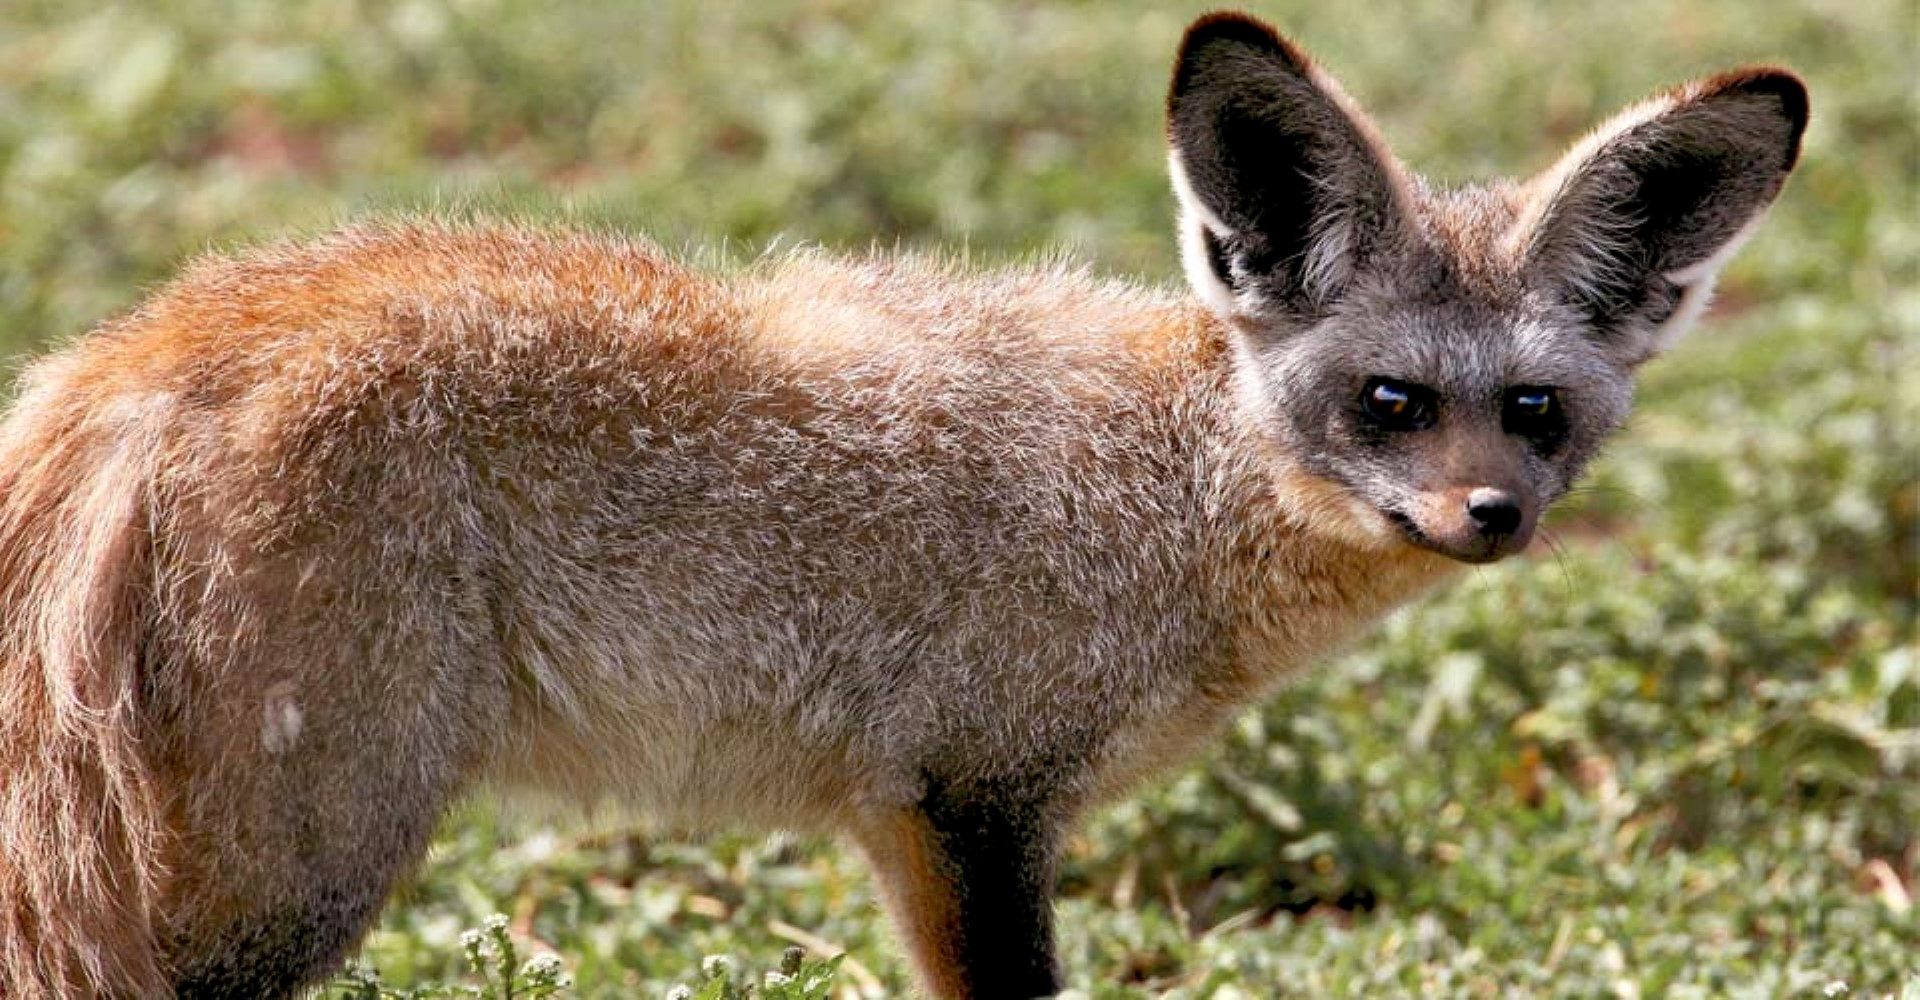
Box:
1465 488 1523 536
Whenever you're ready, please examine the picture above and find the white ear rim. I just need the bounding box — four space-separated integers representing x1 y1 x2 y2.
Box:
1169 148 1241 322
1650 213 1768 352
1169 148 1371 324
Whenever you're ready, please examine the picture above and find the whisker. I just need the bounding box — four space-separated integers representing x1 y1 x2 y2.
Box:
1537 526 1577 598
1560 483 1648 508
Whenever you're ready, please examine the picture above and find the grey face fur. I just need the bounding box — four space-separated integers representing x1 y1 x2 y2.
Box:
1247 208 1635 563
1167 13 1806 563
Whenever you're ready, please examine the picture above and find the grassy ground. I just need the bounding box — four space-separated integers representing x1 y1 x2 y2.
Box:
2 0 1915 995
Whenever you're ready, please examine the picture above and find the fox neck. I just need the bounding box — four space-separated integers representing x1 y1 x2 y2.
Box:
1082 313 1458 803
1191 309 1461 697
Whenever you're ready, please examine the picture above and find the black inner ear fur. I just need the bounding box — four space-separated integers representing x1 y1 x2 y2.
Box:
1168 14 1399 310
1531 71 1808 328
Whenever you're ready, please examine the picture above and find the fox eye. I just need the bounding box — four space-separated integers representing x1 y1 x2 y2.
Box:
1361 378 1437 431
1503 386 1564 438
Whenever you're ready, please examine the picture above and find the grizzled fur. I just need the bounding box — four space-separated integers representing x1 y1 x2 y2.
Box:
0 11 1804 999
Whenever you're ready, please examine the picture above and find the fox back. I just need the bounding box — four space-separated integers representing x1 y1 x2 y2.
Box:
0 12 1803 999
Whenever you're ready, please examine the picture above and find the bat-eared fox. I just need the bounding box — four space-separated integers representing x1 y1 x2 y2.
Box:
0 10 1805 998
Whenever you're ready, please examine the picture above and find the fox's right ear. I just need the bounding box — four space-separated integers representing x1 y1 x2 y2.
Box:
1166 12 1411 327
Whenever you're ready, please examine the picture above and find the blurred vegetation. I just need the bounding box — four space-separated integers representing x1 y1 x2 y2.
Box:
2 0 1915 996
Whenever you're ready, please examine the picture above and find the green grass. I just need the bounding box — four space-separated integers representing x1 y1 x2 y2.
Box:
2 0 1915 995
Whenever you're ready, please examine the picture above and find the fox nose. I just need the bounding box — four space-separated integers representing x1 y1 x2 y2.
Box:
1465 488 1523 537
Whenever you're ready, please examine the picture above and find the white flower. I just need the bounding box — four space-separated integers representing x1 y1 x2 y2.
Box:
521 953 565 978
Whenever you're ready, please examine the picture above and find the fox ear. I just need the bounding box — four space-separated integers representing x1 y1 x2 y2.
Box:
1166 12 1411 326
1516 69 1809 363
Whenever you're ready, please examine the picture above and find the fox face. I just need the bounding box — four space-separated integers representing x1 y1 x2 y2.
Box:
1168 14 1806 562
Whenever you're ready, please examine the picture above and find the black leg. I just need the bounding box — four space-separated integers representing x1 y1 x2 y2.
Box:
856 777 1064 998
920 778 1062 997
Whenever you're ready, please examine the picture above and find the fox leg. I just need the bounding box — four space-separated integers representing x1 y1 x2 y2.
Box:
855 779 1063 999
153 667 496 999
144 595 508 997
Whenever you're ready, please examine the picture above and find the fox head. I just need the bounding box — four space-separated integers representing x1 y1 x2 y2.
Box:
1167 12 1807 563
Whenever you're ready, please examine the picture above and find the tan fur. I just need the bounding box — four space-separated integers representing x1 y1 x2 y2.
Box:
0 361 171 995
0 11 1804 995
0 219 1451 996
853 810 970 998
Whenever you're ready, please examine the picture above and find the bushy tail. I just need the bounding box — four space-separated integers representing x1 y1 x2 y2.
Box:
0 355 173 997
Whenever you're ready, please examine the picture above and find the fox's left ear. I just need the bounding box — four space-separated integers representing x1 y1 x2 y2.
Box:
1516 69 1809 364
